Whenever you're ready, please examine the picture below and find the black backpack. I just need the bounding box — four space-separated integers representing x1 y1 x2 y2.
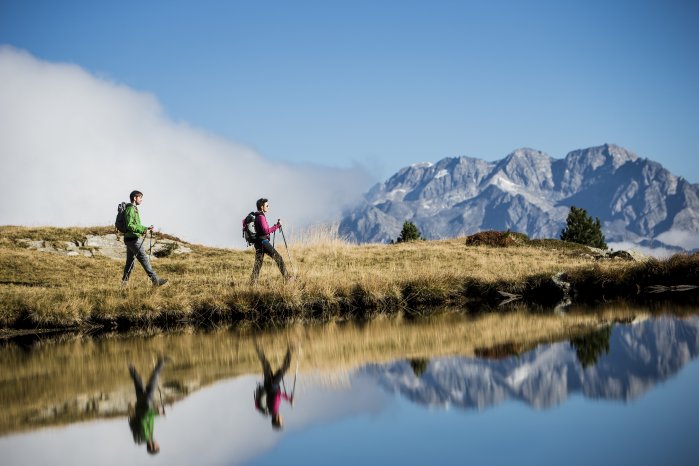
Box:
115 202 130 233
242 212 258 246
254 383 269 415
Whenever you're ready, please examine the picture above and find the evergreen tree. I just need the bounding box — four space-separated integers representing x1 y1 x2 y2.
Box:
408 358 430 378
569 326 612 368
560 206 607 249
397 221 422 242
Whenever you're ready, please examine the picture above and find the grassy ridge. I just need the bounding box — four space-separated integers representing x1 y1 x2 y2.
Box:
1 225 698 330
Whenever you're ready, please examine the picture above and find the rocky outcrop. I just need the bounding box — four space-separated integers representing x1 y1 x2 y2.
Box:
17 234 192 260
27 379 199 427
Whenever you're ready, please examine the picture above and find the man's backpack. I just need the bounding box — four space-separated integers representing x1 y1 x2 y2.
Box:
242 212 258 246
115 202 130 233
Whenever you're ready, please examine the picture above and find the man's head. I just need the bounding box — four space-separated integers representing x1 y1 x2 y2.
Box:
256 198 269 212
147 439 160 455
130 190 143 203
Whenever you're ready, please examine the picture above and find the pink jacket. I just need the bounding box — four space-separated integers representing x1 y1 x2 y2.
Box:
272 391 292 415
255 212 279 237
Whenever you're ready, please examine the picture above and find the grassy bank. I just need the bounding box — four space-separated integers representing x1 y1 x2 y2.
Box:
1 226 698 330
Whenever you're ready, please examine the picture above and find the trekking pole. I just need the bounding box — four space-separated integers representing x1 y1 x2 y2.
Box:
272 230 276 248
158 385 166 416
291 346 300 403
148 229 153 259
279 226 293 269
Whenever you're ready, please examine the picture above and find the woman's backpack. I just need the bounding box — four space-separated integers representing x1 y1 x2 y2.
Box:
242 212 258 246
254 383 269 415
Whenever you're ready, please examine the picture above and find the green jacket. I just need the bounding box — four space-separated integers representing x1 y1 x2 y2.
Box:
124 204 147 240
129 406 158 444
141 407 156 442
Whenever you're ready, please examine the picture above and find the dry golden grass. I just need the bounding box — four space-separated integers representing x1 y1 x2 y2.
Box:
1 225 697 329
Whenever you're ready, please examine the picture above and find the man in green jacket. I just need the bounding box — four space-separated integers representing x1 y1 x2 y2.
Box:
128 357 168 455
122 190 167 287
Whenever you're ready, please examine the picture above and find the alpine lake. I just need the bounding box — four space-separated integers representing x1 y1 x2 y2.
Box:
1 304 698 466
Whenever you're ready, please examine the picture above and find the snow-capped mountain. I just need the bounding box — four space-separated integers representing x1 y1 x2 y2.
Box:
338 144 699 251
361 316 699 410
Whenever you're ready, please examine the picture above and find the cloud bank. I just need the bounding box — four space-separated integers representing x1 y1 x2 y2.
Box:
0 46 372 247
656 229 699 251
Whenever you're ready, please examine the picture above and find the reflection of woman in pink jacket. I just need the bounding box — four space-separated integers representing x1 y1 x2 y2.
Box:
254 344 293 430
250 198 289 283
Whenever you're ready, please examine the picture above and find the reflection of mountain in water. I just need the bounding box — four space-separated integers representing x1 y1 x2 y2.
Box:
361 316 699 410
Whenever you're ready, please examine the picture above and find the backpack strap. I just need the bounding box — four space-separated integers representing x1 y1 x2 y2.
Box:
253 212 270 240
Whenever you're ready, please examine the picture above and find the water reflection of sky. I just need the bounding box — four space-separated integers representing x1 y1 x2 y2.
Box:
249 364 699 466
0 374 392 466
2 316 699 465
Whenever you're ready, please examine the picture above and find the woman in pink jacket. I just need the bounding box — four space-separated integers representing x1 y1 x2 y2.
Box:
250 198 289 283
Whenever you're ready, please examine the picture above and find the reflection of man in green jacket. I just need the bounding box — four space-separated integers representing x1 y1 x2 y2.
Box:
128 357 167 455
121 190 167 287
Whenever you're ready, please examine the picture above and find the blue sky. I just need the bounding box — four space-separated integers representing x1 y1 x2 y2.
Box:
1 1 698 246
2 0 698 181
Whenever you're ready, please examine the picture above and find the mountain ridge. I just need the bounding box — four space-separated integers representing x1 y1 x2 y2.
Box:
339 144 699 252
360 316 699 411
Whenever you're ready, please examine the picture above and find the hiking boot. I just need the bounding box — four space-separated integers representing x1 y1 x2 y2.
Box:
152 278 168 287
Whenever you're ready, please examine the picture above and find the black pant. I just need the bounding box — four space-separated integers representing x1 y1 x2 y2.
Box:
257 346 291 390
129 358 165 408
123 237 157 282
251 239 288 282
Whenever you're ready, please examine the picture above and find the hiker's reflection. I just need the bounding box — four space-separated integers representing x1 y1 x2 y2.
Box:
128 357 167 455
254 345 293 430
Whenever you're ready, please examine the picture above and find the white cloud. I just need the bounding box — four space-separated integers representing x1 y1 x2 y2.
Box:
607 242 677 259
0 46 372 247
655 229 699 251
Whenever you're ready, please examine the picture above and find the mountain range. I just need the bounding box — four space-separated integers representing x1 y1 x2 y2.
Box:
361 315 699 410
338 144 699 252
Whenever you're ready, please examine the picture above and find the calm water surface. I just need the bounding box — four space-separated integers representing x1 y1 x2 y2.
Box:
1 311 698 465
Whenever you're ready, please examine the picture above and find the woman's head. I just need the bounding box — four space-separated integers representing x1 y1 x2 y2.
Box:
256 198 269 212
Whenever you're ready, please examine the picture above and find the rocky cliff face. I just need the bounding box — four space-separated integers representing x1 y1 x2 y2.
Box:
339 144 699 251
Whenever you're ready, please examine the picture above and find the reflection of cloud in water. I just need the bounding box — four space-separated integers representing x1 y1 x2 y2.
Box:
360 316 699 411
0 374 389 466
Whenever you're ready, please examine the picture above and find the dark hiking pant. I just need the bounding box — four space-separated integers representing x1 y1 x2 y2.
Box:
123 237 158 283
129 358 166 408
251 239 288 283
256 346 292 390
